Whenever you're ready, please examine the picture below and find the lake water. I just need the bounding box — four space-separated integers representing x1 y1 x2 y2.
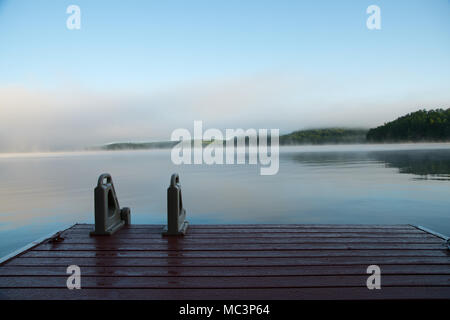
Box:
1 143 450 258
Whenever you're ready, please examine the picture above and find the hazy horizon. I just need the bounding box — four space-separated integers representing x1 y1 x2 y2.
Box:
1 0 449 152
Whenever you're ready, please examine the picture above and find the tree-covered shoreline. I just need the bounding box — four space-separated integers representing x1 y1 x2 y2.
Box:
280 128 367 145
367 108 450 142
95 108 450 150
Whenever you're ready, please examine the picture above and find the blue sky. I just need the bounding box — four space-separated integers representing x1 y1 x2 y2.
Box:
0 0 449 151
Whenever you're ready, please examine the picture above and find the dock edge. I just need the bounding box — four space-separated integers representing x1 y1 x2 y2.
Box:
0 224 76 266
411 224 449 241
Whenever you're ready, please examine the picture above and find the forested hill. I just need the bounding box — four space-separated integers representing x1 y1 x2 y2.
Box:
279 128 367 145
366 108 450 142
93 108 450 150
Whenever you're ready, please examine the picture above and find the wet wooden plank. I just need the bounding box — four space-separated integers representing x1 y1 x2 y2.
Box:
1 275 449 288
19 249 449 258
62 231 433 240
1 287 450 300
2 264 450 277
72 224 416 230
46 236 442 245
33 242 445 251
67 228 423 235
5 256 450 267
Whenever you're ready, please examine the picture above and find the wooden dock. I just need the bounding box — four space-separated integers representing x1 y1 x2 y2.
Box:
0 224 449 300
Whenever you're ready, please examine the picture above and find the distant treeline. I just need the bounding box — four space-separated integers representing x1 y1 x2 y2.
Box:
366 108 450 142
99 141 178 150
99 130 367 150
280 128 367 145
94 108 450 150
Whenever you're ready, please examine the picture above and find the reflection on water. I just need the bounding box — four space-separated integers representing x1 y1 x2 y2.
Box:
372 150 450 181
289 148 450 181
0 143 450 257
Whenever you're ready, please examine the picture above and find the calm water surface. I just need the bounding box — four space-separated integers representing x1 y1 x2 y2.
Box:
1 143 450 257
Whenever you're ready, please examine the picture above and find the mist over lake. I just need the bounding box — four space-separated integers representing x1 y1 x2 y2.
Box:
0 143 449 257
